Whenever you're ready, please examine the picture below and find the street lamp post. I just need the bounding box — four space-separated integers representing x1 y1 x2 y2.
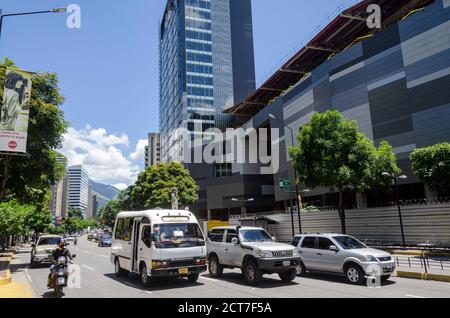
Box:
269 114 303 234
0 7 67 38
231 198 254 218
383 172 408 247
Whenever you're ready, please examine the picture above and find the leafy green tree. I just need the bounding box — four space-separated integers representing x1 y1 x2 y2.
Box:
27 209 52 237
98 198 124 227
289 110 398 233
410 142 450 195
370 141 402 190
0 200 35 249
0 59 68 208
68 208 84 219
129 162 199 210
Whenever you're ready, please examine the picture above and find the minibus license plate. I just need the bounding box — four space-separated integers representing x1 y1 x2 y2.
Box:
179 268 189 275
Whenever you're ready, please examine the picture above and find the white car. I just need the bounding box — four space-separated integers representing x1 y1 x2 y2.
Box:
30 235 63 267
291 234 396 285
207 226 301 286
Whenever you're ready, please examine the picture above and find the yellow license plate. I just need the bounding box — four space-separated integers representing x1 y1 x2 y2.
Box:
179 268 189 275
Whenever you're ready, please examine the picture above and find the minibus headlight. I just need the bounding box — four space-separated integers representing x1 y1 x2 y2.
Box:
152 261 168 269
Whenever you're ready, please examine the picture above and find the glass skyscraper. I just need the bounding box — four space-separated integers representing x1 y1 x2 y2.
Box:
159 0 256 162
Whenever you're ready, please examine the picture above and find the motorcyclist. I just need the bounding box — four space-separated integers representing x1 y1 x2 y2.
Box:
47 241 73 287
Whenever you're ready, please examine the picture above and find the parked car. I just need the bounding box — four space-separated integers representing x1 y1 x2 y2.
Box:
290 234 396 285
207 226 301 286
30 235 63 267
98 234 112 247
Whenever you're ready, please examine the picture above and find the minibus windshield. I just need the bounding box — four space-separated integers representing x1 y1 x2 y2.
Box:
151 223 205 249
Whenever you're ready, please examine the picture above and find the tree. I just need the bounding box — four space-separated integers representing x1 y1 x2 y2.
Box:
0 200 35 249
289 110 399 233
68 208 84 219
98 197 126 227
410 142 450 195
27 209 52 238
129 162 199 210
0 59 68 208
370 141 402 190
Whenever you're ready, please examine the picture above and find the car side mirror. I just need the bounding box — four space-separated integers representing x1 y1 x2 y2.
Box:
329 245 339 252
231 237 239 245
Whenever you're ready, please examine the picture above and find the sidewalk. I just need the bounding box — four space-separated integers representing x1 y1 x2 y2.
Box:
0 248 36 298
393 254 450 283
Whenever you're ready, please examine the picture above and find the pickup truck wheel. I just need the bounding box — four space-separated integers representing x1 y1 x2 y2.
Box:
242 260 262 286
279 269 297 282
187 274 200 283
296 262 306 276
208 255 223 278
345 264 365 285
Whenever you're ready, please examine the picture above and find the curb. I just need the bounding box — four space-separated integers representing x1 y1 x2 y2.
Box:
396 271 450 283
0 270 11 285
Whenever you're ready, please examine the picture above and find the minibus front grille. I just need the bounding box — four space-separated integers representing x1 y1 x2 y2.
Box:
168 258 197 268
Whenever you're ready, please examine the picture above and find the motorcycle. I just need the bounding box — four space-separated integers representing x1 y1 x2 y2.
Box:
48 254 76 298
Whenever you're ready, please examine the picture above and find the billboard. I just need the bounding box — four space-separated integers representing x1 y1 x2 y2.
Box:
0 67 33 154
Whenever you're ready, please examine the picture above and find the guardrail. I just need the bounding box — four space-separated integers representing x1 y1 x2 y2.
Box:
395 256 450 273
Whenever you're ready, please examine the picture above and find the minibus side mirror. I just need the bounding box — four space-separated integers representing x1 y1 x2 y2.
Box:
231 237 239 245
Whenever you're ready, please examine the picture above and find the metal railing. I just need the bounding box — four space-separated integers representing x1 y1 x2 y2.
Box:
394 256 450 273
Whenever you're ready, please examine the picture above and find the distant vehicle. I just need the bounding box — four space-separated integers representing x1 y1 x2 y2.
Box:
111 210 207 287
30 235 63 267
291 234 396 285
98 234 112 247
65 236 76 243
207 226 301 286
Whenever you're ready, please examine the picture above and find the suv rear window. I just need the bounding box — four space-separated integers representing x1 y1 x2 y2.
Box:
301 237 316 249
210 229 225 242
290 237 301 247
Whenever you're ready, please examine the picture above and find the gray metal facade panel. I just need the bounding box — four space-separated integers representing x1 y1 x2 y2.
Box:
362 24 400 60
283 76 313 104
330 42 363 73
413 103 450 147
374 131 416 148
332 84 369 112
372 116 414 140
404 48 450 82
331 67 366 96
368 79 411 125
399 1 448 42
408 75 450 113
365 49 405 84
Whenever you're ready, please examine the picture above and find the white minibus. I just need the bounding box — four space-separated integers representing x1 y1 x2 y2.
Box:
111 209 207 286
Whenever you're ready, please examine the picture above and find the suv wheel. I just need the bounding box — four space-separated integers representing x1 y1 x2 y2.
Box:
296 262 306 276
208 255 223 278
345 264 365 285
279 269 297 282
242 260 262 286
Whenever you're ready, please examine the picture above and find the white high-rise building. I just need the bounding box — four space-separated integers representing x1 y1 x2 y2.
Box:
67 165 89 217
145 133 161 168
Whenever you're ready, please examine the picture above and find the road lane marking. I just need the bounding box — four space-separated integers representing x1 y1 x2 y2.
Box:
406 294 426 298
82 265 95 271
25 268 33 283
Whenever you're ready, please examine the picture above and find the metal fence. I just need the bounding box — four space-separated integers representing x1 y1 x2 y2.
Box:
395 256 450 273
229 203 450 247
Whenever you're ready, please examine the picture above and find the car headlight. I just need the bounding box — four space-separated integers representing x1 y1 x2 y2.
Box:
293 249 300 256
365 255 378 262
257 250 273 258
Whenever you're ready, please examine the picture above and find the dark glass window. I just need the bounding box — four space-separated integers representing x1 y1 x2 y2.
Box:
318 238 334 250
209 229 225 242
301 237 316 249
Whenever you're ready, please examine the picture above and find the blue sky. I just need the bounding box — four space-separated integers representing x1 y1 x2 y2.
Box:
0 0 353 187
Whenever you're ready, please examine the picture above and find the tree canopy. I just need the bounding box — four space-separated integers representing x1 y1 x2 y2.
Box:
289 110 399 233
410 142 450 195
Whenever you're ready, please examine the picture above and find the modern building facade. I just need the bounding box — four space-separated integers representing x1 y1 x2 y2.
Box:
159 0 256 163
49 155 69 218
188 0 450 219
67 165 90 217
145 133 161 168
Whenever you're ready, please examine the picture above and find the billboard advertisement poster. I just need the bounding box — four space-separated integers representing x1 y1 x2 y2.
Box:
0 67 33 154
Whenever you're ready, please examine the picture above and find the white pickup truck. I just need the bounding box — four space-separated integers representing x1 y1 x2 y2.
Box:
206 226 301 286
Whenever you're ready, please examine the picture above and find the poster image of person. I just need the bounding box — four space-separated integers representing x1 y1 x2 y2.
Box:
1 69 32 131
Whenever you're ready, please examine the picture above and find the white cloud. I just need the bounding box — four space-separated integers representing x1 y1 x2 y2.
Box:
114 183 128 191
129 139 148 161
61 126 144 186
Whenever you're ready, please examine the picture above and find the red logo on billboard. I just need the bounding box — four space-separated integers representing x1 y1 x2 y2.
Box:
8 141 17 149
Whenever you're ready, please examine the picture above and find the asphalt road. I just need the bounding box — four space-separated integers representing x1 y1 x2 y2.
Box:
19 236 450 298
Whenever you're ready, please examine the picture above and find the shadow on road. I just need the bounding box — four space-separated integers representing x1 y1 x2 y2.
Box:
302 272 397 287
202 273 299 289
103 273 205 291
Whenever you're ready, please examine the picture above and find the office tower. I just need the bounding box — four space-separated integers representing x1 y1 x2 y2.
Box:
67 165 89 217
145 133 161 167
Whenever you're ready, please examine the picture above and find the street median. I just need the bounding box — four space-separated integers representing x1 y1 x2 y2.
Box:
396 271 450 283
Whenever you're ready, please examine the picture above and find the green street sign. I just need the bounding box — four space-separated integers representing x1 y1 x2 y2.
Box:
279 179 291 190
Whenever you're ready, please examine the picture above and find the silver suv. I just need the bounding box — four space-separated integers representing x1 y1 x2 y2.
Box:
291 234 396 285
207 226 301 286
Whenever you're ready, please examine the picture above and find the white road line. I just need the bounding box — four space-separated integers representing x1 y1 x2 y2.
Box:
82 265 95 271
24 268 33 283
199 276 219 282
406 294 426 298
